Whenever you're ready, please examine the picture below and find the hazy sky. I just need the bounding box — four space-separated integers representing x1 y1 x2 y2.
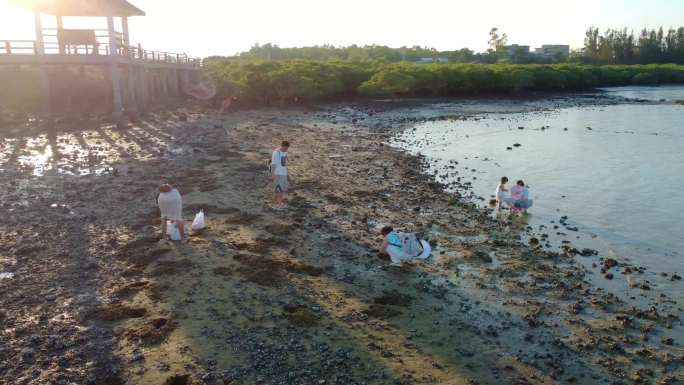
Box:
1 0 683 57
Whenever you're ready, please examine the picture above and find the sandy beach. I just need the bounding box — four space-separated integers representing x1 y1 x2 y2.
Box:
0 101 682 385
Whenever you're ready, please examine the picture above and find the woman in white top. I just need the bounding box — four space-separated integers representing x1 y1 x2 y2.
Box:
157 184 185 241
495 176 510 209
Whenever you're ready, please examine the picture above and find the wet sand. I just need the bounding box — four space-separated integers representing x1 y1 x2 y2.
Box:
0 102 682 385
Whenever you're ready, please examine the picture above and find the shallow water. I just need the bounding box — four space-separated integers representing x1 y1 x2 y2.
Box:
395 86 684 277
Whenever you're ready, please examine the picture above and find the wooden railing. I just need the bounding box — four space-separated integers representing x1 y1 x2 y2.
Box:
1 28 200 67
121 45 200 66
0 40 37 55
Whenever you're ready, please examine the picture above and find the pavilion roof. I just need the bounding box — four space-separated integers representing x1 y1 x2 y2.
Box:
10 0 145 17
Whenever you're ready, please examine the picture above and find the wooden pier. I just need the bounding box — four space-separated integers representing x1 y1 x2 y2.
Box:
0 0 202 124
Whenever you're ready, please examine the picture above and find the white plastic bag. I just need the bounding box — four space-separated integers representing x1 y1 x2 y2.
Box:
191 210 205 231
167 221 181 241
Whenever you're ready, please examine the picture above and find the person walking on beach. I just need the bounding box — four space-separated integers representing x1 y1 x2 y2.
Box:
157 184 185 241
495 176 510 209
270 141 290 210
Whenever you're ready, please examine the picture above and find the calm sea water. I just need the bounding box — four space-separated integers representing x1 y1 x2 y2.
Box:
395 86 684 275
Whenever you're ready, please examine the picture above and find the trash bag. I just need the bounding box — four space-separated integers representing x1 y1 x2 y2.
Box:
192 210 205 231
167 221 181 241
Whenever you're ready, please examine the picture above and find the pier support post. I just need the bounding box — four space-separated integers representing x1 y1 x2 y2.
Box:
110 64 124 124
150 72 158 99
138 67 149 112
37 67 51 123
33 11 44 55
107 16 124 125
161 70 168 97
124 65 138 119
172 69 180 97
33 12 52 124
56 15 65 54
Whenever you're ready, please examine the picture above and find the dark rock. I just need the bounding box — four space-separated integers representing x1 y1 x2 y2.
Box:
579 248 598 257
603 258 618 269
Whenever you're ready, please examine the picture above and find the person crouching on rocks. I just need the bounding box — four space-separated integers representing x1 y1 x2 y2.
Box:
157 184 185 241
380 226 431 266
511 179 533 213
270 140 290 210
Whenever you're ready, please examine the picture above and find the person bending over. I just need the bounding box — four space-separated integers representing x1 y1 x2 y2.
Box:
381 226 406 266
511 180 533 213
158 184 185 241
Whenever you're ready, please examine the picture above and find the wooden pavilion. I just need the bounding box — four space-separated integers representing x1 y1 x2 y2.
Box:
0 0 201 123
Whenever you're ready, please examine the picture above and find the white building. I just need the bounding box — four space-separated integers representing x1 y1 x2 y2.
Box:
415 57 449 64
501 45 531 57
533 45 570 59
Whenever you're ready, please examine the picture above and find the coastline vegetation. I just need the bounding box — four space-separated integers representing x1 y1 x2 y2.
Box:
203 24 684 105
205 60 684 104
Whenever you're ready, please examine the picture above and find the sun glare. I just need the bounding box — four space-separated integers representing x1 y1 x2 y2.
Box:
0 2 34 39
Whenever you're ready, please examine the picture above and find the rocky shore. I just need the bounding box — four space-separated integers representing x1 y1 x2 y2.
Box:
0 100 682 385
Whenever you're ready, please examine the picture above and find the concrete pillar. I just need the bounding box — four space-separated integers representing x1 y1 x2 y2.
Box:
56 15 65 54
121 17 130 58
107 16 124 124
124 65 138 117
179 69 190 96
33 12 51 121
166 70 176 97
172 69 180 96
122 17 130 47
161 70 168 97
33 12 44 54
137 67 149 111
37 67 51 119
147 72 152 98
148 72 155 99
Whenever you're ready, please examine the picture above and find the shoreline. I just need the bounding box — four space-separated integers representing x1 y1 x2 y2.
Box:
382 100 684 274
0 100 682 384
0 84 670 138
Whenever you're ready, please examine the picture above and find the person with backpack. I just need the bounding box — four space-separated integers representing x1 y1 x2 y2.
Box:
380 226 430 266
270 140 290 210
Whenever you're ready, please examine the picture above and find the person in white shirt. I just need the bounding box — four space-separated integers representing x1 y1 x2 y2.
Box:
495 176 510 209
157 184 185 241
270 141 290 210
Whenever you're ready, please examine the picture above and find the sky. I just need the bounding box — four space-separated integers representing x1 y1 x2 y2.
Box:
1 0 683 58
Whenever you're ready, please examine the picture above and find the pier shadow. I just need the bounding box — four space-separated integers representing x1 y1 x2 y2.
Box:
0 113 196 383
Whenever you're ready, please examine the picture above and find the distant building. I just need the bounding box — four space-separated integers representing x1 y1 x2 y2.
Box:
534 45 570 59
500 45 530 58
415 57 449 64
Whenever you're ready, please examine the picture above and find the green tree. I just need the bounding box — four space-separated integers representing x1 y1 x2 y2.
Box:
358 68 416 98
488 28 508 51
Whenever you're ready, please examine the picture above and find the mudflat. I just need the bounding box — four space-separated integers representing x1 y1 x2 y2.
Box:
0 104 681 385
